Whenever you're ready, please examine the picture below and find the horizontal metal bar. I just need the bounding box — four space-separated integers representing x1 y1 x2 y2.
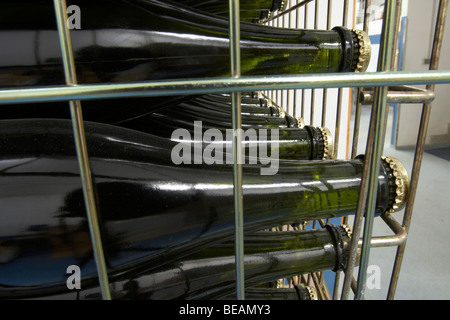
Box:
359 85 436 104
358 213 407 248
1 71 450 105
342 214 407 276
319 214 405 249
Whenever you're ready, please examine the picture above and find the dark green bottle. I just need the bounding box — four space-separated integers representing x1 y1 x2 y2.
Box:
22 226 348 300
0 0 369 89
0 0 369 125
0 119 408 298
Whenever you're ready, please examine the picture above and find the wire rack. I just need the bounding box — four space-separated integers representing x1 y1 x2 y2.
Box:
0 0 449 300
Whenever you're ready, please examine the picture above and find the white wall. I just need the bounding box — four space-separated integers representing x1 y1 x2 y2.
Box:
396 0 450 148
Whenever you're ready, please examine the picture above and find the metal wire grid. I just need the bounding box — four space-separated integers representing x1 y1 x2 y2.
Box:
0 0 449 300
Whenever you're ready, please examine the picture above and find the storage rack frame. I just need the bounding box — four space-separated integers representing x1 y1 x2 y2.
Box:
0 0 449 300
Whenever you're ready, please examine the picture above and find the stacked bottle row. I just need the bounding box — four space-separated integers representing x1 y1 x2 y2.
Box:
0 0 408 300
0 94 409 300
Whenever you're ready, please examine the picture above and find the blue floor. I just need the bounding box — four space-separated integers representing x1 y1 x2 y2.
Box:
425 147 450 162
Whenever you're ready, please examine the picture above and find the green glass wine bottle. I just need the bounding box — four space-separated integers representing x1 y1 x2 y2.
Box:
0 0 370 125
22 226 348 300
0 0 370 89
0 119 408 298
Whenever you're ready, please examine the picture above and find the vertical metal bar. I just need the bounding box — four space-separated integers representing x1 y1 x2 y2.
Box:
333 91 343 159
354 0 397 300
302 2 309 120
287 0 293 115
293 0 299 117
383 0 403 138
321 0 332 127
276 11 281 110
332 0 350 299
53 0 111 300
351 0 371 160
228 0 245 301
341 0 397 300
310 0 320 125
333 0 349 160
387 0 449 300
342 0 370 297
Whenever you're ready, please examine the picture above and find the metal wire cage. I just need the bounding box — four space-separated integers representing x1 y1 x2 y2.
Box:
0 0 449 300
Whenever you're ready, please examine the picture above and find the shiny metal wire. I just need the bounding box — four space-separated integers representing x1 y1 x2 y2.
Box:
228 0 245 301
1 71 450 105
52 0 111 300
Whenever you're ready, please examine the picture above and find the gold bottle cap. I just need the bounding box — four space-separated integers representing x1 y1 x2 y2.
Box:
305 286 319 300
318 127 334 160
277 106 286 118
265 98 288 119
381 156 410 213
279 0 288 12
353 29 372 73
295 117 305 128
340 224 353 240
